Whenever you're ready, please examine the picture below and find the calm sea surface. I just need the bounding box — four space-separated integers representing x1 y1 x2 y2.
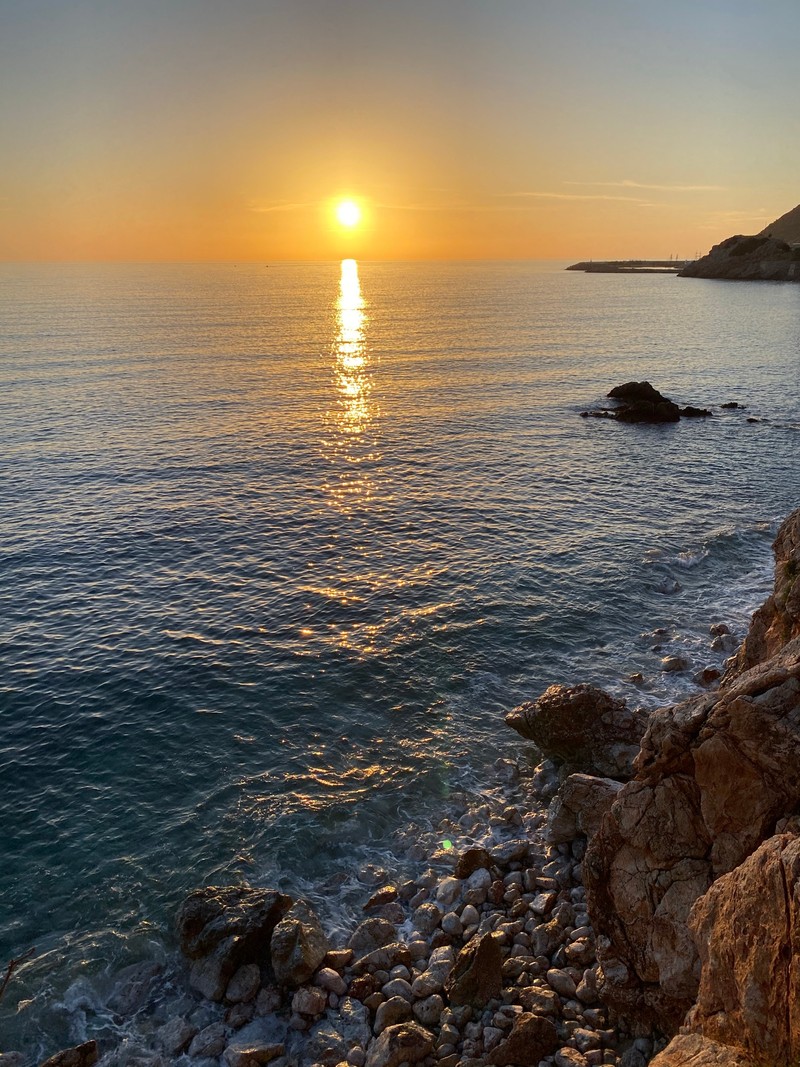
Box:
1 261 799 1056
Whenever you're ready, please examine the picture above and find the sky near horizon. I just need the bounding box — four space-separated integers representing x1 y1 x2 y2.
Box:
1 0 799 262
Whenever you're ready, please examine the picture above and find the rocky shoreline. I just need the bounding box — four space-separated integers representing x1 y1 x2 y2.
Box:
10 508 800 1067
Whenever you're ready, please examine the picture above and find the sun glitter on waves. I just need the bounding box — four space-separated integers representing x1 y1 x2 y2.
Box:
335 199 361 227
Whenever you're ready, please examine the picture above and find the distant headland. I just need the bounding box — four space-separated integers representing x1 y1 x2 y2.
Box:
568 202 800 282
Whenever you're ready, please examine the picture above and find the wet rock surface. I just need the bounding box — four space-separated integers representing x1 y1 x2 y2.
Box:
579 382 715 424
506 683 647 780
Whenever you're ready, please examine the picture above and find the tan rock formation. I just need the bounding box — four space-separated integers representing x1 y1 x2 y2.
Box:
505 683 647 780
652 834 800 1066
584 509 800 1033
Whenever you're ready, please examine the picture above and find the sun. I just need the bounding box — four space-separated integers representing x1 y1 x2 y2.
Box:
336 200 361 227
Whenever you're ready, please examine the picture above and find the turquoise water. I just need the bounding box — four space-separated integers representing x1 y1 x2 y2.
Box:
1 261 798 1057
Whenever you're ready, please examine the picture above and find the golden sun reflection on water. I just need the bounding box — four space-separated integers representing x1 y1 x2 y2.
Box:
336 258 370 431
321 258 378 514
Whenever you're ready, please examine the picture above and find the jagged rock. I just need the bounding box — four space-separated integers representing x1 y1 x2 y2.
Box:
348 917 396 957
364 1021 435 1067
584 509 800 1033
38 1044 98 1067
506 683 647 779
649 1033 756 1066
270 899 329 988
726 511 800 676
444 932 502 1007
486 1012 559 1065
546 773 624 843
177 886 291 1000
678 834 800 1065
178 886 292 961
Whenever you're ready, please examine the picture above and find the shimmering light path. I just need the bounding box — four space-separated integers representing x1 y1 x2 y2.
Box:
0 261 798 1056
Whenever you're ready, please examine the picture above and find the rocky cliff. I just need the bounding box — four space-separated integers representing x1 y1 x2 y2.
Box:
576 508 800 1065
678 233 800 281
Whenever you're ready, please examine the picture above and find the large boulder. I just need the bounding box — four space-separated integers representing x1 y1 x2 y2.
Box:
606 381 681 422
487 1012 560 1065
506 683 647 780
444 931 503 1008
270 899 329 988
584 509 800 1033
178 886 292 961
364 1022 434 1067
177 885 292 1001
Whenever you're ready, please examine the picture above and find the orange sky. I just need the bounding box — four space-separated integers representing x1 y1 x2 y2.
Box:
1 1 798 261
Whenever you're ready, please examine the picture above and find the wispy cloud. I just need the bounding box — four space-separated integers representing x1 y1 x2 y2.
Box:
566 180 727 192
500 191 650 204
247 200 317 214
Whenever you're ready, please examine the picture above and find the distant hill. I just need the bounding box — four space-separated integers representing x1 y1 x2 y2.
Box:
759 203 800 245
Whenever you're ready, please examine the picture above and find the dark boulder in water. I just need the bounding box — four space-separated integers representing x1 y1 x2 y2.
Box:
679 406 713 418
581 382 717 424
607 381 671 406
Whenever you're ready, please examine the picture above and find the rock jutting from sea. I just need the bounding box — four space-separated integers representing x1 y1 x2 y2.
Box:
25 508 800 1067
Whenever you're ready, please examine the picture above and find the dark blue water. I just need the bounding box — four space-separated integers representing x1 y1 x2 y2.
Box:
1 261 798 1057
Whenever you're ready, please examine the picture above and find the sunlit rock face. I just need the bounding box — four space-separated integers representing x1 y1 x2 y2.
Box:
584 509 800 1036
505 683 648 781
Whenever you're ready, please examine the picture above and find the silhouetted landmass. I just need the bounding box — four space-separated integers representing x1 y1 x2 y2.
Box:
679 234 800 281
680 204 800 282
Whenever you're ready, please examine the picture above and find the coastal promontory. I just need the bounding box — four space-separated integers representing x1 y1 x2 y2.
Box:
679 203 800 281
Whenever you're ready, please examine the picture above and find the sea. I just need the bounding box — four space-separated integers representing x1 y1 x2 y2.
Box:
1 260 799 1060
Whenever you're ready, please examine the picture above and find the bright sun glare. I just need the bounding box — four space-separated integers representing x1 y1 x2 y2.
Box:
336 200 361 227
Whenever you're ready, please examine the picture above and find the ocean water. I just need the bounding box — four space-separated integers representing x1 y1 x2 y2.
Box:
1 260 799 1058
